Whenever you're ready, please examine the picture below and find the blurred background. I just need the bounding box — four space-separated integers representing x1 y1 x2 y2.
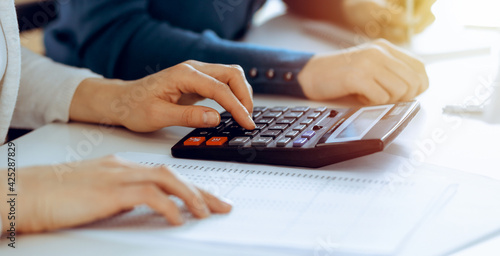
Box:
15 0 500 56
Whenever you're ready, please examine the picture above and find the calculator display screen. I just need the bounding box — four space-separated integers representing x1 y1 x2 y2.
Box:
325 105 392 143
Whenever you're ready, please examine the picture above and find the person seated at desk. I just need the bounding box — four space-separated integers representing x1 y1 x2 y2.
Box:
0 1 256 235
45 0 434 105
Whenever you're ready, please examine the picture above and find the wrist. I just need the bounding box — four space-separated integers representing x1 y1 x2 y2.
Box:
69 78 129 127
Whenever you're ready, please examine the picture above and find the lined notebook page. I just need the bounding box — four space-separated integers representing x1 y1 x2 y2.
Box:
82 152 453 256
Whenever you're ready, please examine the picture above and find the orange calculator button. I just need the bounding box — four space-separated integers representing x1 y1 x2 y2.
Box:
206 137 228 146
183 137 206 146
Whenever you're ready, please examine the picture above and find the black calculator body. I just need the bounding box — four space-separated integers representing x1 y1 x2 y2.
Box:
172 101 420 168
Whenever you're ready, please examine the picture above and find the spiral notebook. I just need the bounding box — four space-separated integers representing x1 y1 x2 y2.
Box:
77 152 455 256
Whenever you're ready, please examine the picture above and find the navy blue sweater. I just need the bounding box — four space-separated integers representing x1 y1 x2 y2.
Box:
45 0 315 97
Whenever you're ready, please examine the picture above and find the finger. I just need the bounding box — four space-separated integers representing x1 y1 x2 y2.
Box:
122 166 212 219
374 68 410 102
372 43 425 97
198 188 232 214
354 80 391 105
156 102 222 128
117 185 184 226
184 61 254 115
414 0 436 17
373 39 426 74
172 64 255 130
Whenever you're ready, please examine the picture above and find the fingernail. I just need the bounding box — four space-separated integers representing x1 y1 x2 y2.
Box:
203 111 219 127
220 197 233 209
247 114 255 128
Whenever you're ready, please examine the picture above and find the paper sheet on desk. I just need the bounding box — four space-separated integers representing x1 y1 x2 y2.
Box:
76 152 455 256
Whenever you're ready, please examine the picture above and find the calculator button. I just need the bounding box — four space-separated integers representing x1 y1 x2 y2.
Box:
255 118 274 124
228 124 243 130
329 110 339 118
220 118 232 124
261 130 281 138
293 125 307 132
229 137 251 146
302 131 316 139
269 124 289 130
276 118 296 125
276 137 292 147
314 107 328 113
252 112 262 119
252 137 273 146
291 106 310 112
253 106 268 112
196 130 212 136
219 131 232 136
184 137 206 146
220 112 232 118
255 124 267 130
285 112 303 118
243 130 259 137
215 124 225 130
270 106 289 112
312 125 323 131
206 137 228 146
263 112 282 118
285 130 300 138
307 112 321 119
300 119 314 125
293 138 308 147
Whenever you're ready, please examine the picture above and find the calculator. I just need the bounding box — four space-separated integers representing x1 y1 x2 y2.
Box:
172 101 420 168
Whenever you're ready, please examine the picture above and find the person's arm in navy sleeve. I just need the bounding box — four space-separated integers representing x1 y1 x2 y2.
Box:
45 0 430 104
45 0 313 98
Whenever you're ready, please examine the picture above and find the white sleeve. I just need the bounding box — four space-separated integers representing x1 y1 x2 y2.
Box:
10 48 102 129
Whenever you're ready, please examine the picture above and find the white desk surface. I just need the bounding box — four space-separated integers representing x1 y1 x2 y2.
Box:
1 2 500 255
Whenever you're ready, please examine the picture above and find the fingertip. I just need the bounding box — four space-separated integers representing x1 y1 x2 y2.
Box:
167 213 185 226
217 198 233 213
245 114 256 130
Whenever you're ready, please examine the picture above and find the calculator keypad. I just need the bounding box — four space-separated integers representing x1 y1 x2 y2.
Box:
182 106 330 148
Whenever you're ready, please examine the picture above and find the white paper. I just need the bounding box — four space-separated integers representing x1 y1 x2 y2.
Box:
74 152 456 256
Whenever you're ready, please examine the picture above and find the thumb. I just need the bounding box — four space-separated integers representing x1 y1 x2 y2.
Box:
163 104 221 128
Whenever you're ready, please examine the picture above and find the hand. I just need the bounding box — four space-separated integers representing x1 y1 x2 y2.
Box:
298 39 429 104
70 60 255 132
342 0 437 43
0 155 232 234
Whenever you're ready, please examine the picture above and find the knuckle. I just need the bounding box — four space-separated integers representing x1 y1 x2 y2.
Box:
364 45 384 59
101 155 126 167
181 107 198 127
176 63 196 73
229 64 244 74
183 60 198 66
374 38 391 47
